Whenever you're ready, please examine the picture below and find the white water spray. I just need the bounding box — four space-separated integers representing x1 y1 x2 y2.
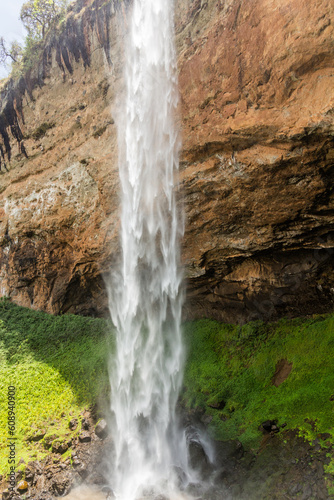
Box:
108 0 189 498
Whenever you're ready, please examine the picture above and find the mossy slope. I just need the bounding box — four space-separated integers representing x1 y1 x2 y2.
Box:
0 298 113 473
1 298 334 490
183 316 334 448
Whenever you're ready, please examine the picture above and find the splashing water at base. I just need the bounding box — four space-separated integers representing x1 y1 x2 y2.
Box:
107 0 191 499
63 486 194 500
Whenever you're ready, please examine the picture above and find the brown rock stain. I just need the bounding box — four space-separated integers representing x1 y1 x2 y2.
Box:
272 359 293 387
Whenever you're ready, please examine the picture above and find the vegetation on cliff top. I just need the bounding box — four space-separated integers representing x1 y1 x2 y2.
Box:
0 298 333 490
0 0 70 79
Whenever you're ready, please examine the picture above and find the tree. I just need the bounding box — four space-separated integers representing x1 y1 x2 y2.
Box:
0 37 23 68
20 0 68 40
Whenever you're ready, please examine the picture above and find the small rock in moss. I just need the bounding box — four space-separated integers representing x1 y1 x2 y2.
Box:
52 440 69 454
17 480 28 491
79 431 91 443
69 418 78 431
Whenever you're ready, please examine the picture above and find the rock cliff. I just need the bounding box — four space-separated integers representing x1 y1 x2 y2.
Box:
0 0 333 322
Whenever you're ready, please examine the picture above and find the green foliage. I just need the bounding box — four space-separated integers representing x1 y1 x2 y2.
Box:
20 0 68 40
325 455 334 496
183 315 334 450
0 38 23 68
3 0 69 78
31 121 55 140
1 297 333 481
17 34 44 75
92 126 107 138
0 298 113 473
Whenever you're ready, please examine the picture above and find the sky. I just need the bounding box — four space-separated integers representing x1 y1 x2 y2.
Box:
0 0 27 78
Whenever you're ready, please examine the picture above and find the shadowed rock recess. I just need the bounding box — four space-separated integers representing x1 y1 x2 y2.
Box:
0 0 333 322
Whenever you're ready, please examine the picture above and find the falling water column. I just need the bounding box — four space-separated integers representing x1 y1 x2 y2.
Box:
108 0 188 498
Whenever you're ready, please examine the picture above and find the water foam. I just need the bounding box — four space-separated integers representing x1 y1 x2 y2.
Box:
107 0 189 498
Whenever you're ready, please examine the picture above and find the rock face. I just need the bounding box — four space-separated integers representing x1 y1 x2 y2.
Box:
0 0 333 321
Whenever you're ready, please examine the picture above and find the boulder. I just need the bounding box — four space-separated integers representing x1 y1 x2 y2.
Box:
95 419 109 440
69 419 78 431
79 432 91 443
17 480 28 491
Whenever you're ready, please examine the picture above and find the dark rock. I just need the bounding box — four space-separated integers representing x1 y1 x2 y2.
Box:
52 440 69 454
28 430 46 442
76 464 89 479
95 419 109 440
319 432 331 440
2 490 12 500
289 483 302 495
34 474 47 492
43 434 59 449
172 465 187 487
301 484 313 500
261 420 278 433
188 440 214 478
207 400 226 410
81 418 90 430
220 414 229 421
88 472 107 484
102 486 115 498
79 432 91 443
15 470 23 482
25 466 35 484
215 439 245 463
51 473 70 496
69 419 78 431
200 414 213 425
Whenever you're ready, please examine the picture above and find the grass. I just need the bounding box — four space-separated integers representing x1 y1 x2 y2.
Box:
0 298 333 485
183 315 334 450
0 298 113 474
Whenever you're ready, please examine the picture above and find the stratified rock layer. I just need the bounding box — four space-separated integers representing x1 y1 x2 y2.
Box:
0 0 333 321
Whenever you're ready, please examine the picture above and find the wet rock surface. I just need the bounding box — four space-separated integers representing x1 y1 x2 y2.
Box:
95 419 109 440
0 410 331 500
0 410 114 500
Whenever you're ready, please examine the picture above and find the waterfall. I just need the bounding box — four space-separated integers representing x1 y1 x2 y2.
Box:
107 0 189 498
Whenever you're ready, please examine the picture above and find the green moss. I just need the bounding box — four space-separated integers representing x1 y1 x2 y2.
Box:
183 315 334 450
325 455 334 496
0 298 113 474
1 297 333 482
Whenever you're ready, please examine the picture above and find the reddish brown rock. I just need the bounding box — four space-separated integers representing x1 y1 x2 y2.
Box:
0 0 333 322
